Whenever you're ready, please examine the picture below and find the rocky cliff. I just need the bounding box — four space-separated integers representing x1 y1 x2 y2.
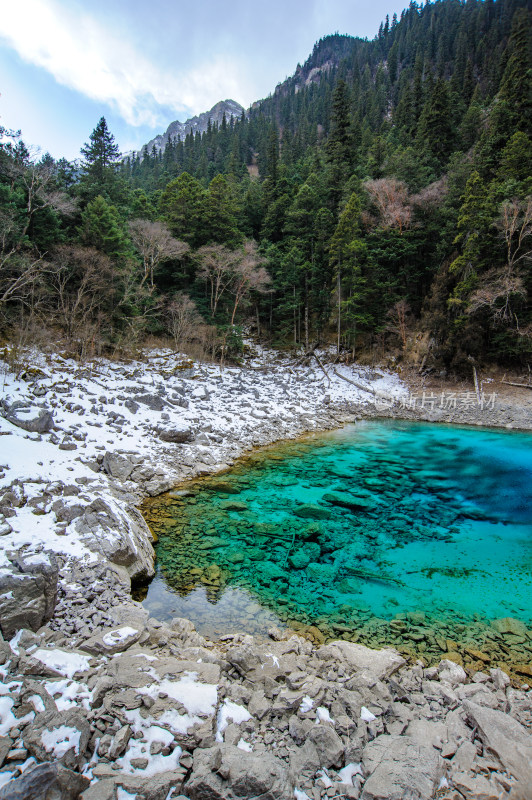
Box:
131 99 245 158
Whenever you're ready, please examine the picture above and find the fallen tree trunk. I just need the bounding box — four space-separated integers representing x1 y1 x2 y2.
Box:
501 380 532 390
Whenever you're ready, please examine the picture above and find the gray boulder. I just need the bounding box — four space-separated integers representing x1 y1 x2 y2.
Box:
317 640 405 681
0 553 58 638
79 625 141 655
186 744 292 800
0 761 89 800
24 709 90 770
2 400 54 434
102 452 136 482
136 393 166 410
462 700 532 783
361 735 445 800
74 498 155 580
289 739 321 780
159 427 194 443
308 724 345 768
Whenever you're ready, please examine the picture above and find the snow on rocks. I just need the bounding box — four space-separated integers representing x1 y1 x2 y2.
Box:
0 344 405 609
0 614 529 799
1 346 531 798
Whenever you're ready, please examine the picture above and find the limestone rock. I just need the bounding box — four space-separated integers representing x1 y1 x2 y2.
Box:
318 640 405 681
361 735 445 800
462 700 532 783
135 393 167 410
186 744 292 800
79 625 141 655
0 553 58 639
2 400 54 433
102 452 136 482
74 498 155 580
0 761 89 800
308 724 344 768
437 659 467 686
24 709 90 770
159 426 194 443
289 739 321 779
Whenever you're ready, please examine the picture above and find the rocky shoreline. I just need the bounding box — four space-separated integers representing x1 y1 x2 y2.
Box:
0 346 531 798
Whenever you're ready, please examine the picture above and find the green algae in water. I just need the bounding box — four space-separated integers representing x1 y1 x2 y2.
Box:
141 420 532 660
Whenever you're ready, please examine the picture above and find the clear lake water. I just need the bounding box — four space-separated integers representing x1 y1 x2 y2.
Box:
139 420 532 671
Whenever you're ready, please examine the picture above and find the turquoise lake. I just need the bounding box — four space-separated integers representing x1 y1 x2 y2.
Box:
140 421 532 667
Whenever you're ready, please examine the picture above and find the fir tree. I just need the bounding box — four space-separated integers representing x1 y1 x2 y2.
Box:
79 117 121 203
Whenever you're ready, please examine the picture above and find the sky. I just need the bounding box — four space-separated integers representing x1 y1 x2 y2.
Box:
0 0 409 161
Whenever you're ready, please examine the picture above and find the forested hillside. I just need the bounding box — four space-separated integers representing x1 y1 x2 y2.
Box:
1 0 531 372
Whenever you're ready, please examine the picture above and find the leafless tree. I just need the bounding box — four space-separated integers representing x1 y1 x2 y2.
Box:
196 244 236 317
229 240 271 325
0 154 76 319
49 245 114 354
0 215 50 313
411 177 448 210
364 178 412 233
18 152 77 242
468 196 532 328
129 219 189 290
386 299 412 348
166 292 203 350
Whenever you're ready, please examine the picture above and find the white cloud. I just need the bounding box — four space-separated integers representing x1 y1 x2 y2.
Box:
0 0 251 126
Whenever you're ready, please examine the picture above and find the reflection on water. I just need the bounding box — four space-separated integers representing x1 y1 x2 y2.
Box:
140 421 532 675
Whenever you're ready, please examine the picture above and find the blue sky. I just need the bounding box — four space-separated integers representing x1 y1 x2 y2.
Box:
0 0 409 160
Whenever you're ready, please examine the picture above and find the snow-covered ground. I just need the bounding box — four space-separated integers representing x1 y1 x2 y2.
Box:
0 344 407 579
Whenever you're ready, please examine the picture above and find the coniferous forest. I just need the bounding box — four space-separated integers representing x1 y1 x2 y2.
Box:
1 0 531 372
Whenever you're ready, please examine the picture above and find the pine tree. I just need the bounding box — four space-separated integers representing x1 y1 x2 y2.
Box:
498 9 532 136
79 118 121 203
158 172 206 248
79 195 128 259
417 78 455 166
326 79 352 209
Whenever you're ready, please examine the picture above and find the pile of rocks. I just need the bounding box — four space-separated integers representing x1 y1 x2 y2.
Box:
0 579 530 800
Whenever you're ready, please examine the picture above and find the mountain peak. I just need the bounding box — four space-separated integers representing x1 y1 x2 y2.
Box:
131 99 245 158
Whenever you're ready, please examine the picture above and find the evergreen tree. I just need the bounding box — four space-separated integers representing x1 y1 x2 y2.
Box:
79 118 121 203
417 78 455 166
158 172 206 247
326 79 352 209
79 195 128 260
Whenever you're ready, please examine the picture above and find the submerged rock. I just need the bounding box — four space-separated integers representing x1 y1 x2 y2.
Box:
293 504 332 520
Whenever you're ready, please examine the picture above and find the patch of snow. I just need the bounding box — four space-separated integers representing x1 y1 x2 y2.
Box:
264 652 280 668
0 772 16 789
315 707 334 724
28 694 45 713
33 648 91 680
117 789 138 800
9 630 23 655
237 738 253 752
316 769 332 788
299 695 314 713
117 722 181 777
102 626 138 646
338 763 363 785
360 706 376 723
0 695 34 735
45 678 93 711
41 725 81 758
137 672 217 716
215 699 252 742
